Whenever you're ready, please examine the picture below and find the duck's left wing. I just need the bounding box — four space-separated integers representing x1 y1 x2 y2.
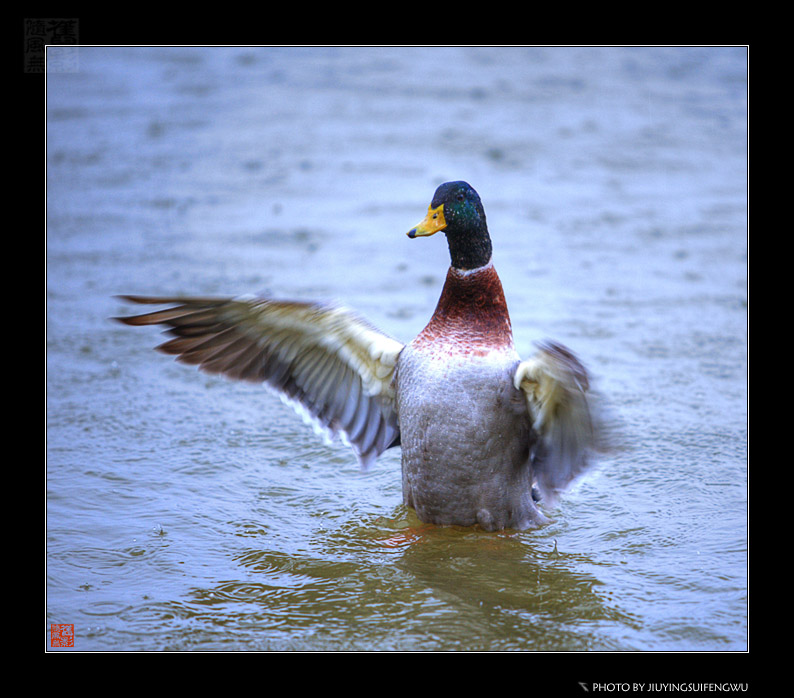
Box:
115 295 404 469
514 341 596 503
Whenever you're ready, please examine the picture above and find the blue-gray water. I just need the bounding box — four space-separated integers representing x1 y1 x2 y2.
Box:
46 46 747 653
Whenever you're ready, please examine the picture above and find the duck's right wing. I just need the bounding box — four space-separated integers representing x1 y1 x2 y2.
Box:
115 295 404 469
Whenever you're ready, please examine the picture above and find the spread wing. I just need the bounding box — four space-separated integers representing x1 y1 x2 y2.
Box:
514 341 596 504
115 295 404 469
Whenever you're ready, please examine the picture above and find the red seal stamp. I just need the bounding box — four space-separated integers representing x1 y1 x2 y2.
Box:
50 624 74 647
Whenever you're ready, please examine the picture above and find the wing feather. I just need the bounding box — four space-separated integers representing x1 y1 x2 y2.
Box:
115 295 404 468
514 341 596 503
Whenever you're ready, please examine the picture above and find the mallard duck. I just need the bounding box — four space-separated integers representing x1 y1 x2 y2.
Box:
116 181 597 530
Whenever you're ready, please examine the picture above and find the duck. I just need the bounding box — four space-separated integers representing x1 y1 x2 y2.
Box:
116 181 597 531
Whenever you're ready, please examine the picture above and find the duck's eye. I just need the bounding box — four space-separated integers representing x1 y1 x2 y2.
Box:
456 193 465 202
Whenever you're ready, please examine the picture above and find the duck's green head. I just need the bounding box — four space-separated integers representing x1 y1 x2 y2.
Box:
407 181 492 270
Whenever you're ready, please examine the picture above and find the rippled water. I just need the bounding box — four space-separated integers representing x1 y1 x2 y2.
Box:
46 46 747 654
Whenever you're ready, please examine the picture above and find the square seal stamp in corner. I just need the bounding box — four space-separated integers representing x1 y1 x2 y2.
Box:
23 18 80 74
50 623 74 648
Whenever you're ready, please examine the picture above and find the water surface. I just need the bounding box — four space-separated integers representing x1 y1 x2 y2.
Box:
46 46 747 653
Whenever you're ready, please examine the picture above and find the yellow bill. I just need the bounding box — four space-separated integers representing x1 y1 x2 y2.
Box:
407 204 447 238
